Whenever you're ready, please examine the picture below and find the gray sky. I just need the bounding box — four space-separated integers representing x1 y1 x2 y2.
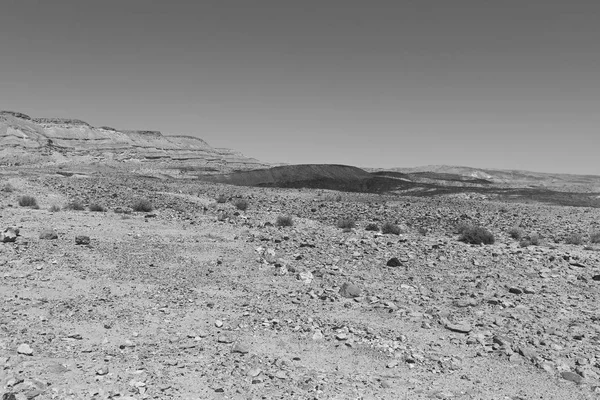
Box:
1 1 599 174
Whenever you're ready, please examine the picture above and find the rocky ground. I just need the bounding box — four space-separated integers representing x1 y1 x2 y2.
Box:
1 169 600 399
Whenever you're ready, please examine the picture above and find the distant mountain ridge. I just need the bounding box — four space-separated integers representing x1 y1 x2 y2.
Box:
384 165 600 192
0 110 265 172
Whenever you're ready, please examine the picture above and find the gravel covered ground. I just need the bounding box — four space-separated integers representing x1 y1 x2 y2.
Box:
1 170 600 399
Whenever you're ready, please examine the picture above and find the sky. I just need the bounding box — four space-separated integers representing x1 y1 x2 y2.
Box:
1 0 599 174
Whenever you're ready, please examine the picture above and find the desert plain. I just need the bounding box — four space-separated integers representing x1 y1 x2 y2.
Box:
1 112 600 399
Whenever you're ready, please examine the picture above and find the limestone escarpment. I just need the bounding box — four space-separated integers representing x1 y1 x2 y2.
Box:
0 111 265 171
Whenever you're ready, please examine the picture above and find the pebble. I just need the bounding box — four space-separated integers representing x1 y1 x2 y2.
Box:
75 235 91 245
17 343 33 356
217 335 233 344
508 287 523 295
39 229 58 240
339 282 361 298
312 330 324 340
215 320 223 328
386 257 402 267
232 342 250 354
445 322 472 334
561 371 583 384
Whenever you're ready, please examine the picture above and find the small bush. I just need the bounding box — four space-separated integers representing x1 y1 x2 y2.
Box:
234 199 248 211
18 195 39 208
381 222 401 235
455 222 471 235
2 183 15 192
508 227 524 240
365 223 379 232
336 217 356 230
459 225 495 245
48 205 61 212
276 215 294 227
418 227 428 236
132 199 153 212
590 231 600 244
89 204 105 212
65 201 85 211
565 233 584 245
216 194 227 204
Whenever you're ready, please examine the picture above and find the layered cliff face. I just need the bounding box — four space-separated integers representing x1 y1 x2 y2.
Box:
0 111 265 171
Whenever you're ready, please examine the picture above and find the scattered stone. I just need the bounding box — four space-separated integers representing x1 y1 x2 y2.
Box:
508 287 523 295
17 343 33 356
215 320 223 328
232 342 250 354
569 262 587 268
386 257 402 267
217 335 233 344
75 235 90 245
39 229 58 240
297 271 314 285
1 227 19 243
445 322 472 334
96 367 109 376
312 330 324 340
560 371 583 384
592 275 600 281
247 367 262 377
339 282 361 298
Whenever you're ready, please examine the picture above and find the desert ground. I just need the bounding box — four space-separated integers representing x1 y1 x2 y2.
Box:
1 167 600 400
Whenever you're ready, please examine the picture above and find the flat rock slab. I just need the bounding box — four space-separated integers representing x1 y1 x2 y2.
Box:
445 322 472 334
561 371 583 384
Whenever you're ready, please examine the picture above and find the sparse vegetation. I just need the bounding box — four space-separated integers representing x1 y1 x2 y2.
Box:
336 217 356 230
519 232 540 247
132 199 153 212
565 233 584 245
18 195 39 208
455 222 471 235
65 201 85 211
508 227 524 240
276 215 294 227
48 205 61 212
381 222 401 235
365 223 379 232
89 204 105 212
234 199 248 211
590 231 600 244
216 194 227 204
459 225 495 245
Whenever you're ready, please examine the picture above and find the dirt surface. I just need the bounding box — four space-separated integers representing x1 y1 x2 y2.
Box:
1 170 600 399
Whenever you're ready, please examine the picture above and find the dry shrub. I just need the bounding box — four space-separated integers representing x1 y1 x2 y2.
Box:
365 223 379 232
234 199 248 211
89 204 105 212
336 217 356 230
565 233 584 245
276 215 294 227
381 222 401 235
459 225 495 245
132 199 153 212
18 195 39 208
65 201 85 211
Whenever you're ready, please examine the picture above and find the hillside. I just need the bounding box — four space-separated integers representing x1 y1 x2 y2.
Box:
0 111 265 172
390 165 600 192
